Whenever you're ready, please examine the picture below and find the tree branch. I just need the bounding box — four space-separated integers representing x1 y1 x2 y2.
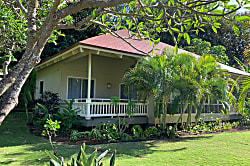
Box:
55 8 103 30
16 0 28 16
56 0 131 20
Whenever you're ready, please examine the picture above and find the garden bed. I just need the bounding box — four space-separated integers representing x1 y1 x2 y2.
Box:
30 124 250 146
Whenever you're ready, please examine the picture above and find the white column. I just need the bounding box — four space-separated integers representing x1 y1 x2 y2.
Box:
86 52 92 120
87 52 92 100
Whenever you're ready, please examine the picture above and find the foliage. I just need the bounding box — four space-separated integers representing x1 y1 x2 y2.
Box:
0 1 27 55
17 69 36 122
88 128 104 142
47 143 116 166
56 100 81 134
231 57 250 115
110 96 132 134
131 125 144 138
185 118 241 134
144 126 161 138
124 50 178 132
70 130 90 142
184 38 229 65
34 103 53 128
178 18 249 66
102 122 120 142
35 91 61 114
88 122 121 142
239 98 250 126
42 118 61 156
110 96 120 106
120 133 132 141
166 125 176 138
124 50 235 131
240 115 250 126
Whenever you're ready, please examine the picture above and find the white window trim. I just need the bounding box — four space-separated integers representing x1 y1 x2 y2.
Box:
66 76 96 99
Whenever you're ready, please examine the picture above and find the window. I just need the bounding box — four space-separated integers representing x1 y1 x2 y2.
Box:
120 84 137 100
39 81 44 94
67 77 94 99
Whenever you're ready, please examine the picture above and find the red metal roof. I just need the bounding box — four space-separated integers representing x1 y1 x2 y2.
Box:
39 30 190 66
79 29 188 56
38 29 249 76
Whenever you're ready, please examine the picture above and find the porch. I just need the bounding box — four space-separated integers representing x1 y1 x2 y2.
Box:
71 98 149 119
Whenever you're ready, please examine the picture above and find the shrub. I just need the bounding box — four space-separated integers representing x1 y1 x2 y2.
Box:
102 122 120 142
70 130 89 142
56 100 81 134
34 103 54 128
120 133 132 141
35 91 61 114
88 128 104 142
42 118 61 156
144 126 161 138
131 125 143 138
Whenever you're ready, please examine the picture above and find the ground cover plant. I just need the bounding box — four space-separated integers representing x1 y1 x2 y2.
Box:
1 112 250 166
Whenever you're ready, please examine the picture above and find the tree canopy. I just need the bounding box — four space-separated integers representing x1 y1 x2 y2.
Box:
0 0 249 125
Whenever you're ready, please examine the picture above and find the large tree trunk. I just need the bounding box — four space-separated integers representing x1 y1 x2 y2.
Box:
0 50 40 125
0 4 59 125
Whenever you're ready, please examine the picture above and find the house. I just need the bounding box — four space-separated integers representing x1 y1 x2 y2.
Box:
35 30 249 126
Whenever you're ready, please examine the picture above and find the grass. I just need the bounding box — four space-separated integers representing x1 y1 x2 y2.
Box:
0 112 250 166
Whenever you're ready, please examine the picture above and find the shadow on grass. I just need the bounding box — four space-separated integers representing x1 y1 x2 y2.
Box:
0 161 14 165
0 112 78 166
88 135 213 158
0 112 214 165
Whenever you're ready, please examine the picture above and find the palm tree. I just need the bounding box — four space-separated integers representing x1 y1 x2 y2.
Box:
124 52 236 132
194 55 236 123
232 57 250 115
170 53 200 128
124 49 177 133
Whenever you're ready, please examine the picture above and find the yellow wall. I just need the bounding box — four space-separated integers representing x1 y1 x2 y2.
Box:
36 52 137 100
35 62 61 99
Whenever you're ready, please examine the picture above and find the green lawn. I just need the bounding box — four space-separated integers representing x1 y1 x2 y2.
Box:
0 112 250 166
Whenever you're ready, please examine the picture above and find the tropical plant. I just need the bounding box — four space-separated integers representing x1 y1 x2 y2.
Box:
131 125 144 138
70 130 90 142
35 91 61 114
56 99 81 133
47 143 116 166
102 122 120 142
194 55 237 124
34 103 53 127
120 133 133 141
110 96 132 134
144 126 161 138
42 118 61 156
88 128 104 142
124 49 178 133
125 51 236 131
17 70 36 123
232 57 250 115
170 53 201 129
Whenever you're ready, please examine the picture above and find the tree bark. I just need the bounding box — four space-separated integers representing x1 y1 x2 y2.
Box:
2 56 11 78
0 51 39 125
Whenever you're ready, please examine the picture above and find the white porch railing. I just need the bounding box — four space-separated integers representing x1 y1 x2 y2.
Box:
70 98 149 119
